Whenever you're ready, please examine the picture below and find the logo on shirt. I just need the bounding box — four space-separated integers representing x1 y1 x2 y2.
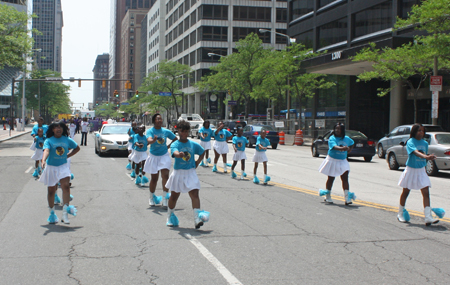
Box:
219 134 224 139
182 151 191 161
157 137 165 144
39 142 44 148
204 133 208 138
237 142 243 148
56 146 65 156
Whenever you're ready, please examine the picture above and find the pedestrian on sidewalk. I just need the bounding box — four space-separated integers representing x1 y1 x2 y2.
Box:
212 121 232 173
39 121 80 224
144 113 177 208
31 128 46 177
252 129 271 184
231 125 248 180
80 117 89 146
198 120 213 166
318 123 356 205
397 123 445 226
165 120 208 229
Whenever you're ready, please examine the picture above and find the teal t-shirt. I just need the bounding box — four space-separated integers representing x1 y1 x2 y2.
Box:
31 125 48 136
43 136 77 166
199 127 213 142
233 136 248 151
171 140 204 170
256 136 270 152
214 129 232 142
35 136 46 149
133 134 148 152
146 127 176 156
328 135 354 160
406 138 428 168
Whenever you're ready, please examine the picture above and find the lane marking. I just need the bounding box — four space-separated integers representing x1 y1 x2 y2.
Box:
110 158 115 161
25 166 33 173
213 166 450 223
125 172 133 180
184 233 243 285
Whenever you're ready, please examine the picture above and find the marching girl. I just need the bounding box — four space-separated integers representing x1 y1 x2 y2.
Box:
39 121 80 224
129 124 149 187
30 117 48 151
252 129 271 184
165 120 209 229
212 121 232 173
144 114 177 208
198 120 213 166
231 125 248 180
318 123 356 205
69 119 76 139
31 128 46 177
397 123 445 225
126 121 137 173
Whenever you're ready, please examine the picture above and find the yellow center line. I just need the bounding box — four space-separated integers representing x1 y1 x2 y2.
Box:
220 167 449 223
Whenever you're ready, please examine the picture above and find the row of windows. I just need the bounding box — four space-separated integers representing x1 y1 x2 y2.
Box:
148 50 159 63
149 9 159 25
149 22 159 37
149 36 159 50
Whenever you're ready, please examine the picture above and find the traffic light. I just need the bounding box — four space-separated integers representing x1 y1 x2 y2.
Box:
125 81 131 89
114 90 119 97
102 80 106 88
116 103 120 107
135 90 139 98
78 79 81 87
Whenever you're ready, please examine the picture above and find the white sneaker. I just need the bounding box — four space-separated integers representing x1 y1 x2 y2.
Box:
62 204 70 224
149 195 155 206
324 193 333 204
162 193 168 209
194 209 203 229
424 206 439 226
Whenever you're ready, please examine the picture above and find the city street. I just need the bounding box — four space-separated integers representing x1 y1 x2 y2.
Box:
0 133 449 284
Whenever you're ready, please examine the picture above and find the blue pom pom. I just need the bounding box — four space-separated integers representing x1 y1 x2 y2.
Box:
71 173 74 180
253 177 260 184
126 163 132 170
130 170 136 178
231 171 237 178
167 213 179 227
135 176 142 185
70 194 74 201
264 176 271 183
153 195 162 205
66 205 77 216
432 208 446 218
32 169 39 177
226 163 232 167
403 209 410 222
207 158 211 163
348 192 357 201
54 194 61 204
198 210 210 222
212 165 217 172
319 189 330 197
47 212 59 224
165 192 171 200
142 175 149 183
199 160 205 166
243 172 247 177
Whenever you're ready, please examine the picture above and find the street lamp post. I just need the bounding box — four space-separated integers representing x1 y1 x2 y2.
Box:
208 53 232 119
21 49 42 131
259 29 296 130
37 74 55 118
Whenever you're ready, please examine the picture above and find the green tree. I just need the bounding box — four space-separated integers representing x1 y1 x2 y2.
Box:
96 103 122 118
0 4 35 69
139 60 192 118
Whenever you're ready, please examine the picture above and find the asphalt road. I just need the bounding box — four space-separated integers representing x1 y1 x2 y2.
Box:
0 133 449 284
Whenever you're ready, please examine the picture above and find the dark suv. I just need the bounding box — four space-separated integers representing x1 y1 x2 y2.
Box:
222 120 247 137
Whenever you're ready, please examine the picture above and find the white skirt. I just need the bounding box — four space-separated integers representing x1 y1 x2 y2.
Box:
31 149 44 161
129 151 148 164
29 141 36 151
143 152 172 174
318 156 350 177
165 169 201 193
233 150 247 161
213 141 229 154
252 151 268 163
39 162 71 186
127 142 133 151
200 140 211 150
398 166 431 190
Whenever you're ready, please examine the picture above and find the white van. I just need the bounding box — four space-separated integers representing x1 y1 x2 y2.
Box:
177 114 204 127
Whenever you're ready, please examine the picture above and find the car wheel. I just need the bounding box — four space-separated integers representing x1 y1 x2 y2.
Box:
388 153 399 170
377 144 385 159
364 156 373 162
271 143 277 149
312 144 319 157
426 160 439 176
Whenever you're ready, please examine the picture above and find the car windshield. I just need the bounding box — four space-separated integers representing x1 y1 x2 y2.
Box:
102 125 130 134
253 125 276 132
425 126 444 132
435 134 450 144
346 130 368 140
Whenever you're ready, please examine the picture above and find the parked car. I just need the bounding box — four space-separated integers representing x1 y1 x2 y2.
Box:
385 132 450 176
311 130 376 162
94 123 132 156
190 124 215 139
223 120 247 137
376 124 444 158
243 124 279 149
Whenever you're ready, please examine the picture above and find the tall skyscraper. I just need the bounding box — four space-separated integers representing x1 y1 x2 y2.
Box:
92 54 110 104
32 0 63 72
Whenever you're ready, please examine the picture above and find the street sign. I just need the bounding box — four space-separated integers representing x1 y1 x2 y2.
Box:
430 76 442 92
159 92 172 96
121 102 130 105
228 100 237 105
432 91 439 119
274 121 284 128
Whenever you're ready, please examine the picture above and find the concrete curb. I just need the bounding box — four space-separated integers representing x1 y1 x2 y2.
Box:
0 130 32 143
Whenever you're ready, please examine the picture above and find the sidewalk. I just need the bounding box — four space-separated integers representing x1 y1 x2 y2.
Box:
284 134 313 147
0 124 33 143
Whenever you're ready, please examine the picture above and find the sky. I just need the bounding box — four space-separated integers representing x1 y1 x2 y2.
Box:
60 0 110 110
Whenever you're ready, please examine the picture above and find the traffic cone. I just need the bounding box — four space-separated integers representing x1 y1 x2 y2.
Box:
3 124 5 130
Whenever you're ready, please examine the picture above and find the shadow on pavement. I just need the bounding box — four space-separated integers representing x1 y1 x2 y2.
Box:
405 222 449 232
41 224 84 235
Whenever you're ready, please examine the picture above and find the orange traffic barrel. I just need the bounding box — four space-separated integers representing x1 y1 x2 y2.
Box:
294 129 303 146
279 131 285 145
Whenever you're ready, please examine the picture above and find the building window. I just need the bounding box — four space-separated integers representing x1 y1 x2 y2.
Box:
199 5 228 20
233 6 271 22
184 17 189 32
190 51 195 66
295 30 314 49
233 27 270 43
399 0 421 19
179 3 184 17
184 35 189 50
190 11 197 26
275 29 288 44
318 17 347 48
198 47 227 62
289 0 313 22
190 30 196 46
353 2 392 39
178 40 183 53
319 0 337 8
198 26 228 41
276 8 287 23
317 75 346 107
